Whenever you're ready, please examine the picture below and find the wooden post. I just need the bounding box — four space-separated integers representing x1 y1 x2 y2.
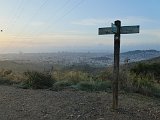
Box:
112 20 121 110
98 20 139 110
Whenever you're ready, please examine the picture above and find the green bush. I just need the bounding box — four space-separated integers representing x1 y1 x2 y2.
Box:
92 69 113 81
23 71 55 89
151 84 160 98
64 71 91 84
131 62 160 83
133 74 153 88
52 80 72 91
75 80 111 92
0 77 16 85
119 70 160 97
52 70 91 84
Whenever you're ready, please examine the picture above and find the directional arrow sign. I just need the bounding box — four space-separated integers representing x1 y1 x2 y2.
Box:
98 27 114 35
99 25 139 35
121 25 139 34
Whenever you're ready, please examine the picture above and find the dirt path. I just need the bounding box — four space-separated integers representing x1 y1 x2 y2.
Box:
0 85 159 120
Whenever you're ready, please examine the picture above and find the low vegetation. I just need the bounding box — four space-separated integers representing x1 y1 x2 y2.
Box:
0 62 159 98
51 70 112 91
75 80 112 92
21 71 55 89
130 62 160 83
127 62 160 97
0 69 22 85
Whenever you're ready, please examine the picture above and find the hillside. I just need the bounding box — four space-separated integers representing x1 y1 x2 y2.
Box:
127 54 160 68
120 50 160 63
121 50 159 55
143 56 160 64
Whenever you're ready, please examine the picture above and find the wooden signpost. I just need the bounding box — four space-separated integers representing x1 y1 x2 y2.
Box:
98 20 140 110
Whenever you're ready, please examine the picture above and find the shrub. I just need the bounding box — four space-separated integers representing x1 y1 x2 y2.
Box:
0 69 22 85
95 69 113 81
52 70 91 84
131 62 160 83
52 80 72 91
64 71 90 84
0 69 12 77
75 80 111 92
151 84 160 98
134 74 153 88
0 77 16 85
23 71 55 89
119 70 160 97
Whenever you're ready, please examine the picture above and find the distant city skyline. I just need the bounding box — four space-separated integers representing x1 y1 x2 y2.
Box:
0 0 160 53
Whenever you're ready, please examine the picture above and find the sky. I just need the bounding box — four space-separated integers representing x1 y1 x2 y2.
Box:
0 0 160 53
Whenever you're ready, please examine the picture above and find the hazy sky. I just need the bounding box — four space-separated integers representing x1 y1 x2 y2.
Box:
0 0 160 53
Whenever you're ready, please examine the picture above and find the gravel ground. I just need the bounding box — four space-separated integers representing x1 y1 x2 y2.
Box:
0 85 159 120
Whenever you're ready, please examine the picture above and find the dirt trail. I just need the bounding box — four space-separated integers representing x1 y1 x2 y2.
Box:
0 85 159 120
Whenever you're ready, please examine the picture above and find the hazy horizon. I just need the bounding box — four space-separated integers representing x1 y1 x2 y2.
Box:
0 49 159 55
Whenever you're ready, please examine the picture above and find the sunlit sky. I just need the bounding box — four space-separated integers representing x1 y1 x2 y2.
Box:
0 0 160 53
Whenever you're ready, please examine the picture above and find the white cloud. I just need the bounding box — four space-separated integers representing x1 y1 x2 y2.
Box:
72 16 155 26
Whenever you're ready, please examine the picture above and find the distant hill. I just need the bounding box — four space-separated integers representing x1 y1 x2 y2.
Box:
122 50 160 68
121 50 159 56
136 56 160 64
120 50 160 63
146 56 160 63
